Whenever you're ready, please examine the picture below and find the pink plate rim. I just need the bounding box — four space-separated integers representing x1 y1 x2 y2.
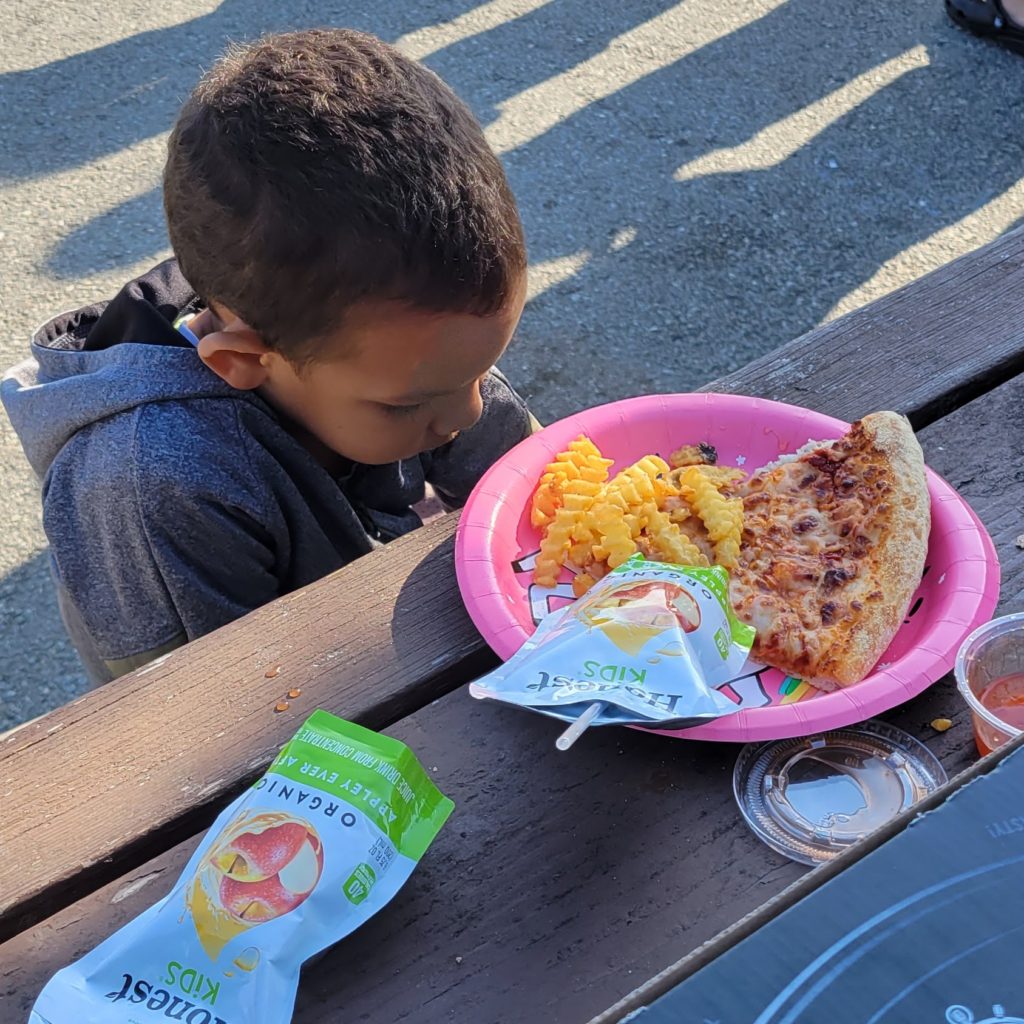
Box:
455 393 1001 742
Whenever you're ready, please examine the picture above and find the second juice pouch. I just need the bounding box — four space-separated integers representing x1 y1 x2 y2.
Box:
471 554 756 728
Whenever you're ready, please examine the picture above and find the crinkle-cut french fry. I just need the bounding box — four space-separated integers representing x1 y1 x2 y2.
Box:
569 511 598 551
533 477 603 585
533 516 572 586
585 495 638 561
572 572 597 598
530 482 560 529
679 466 743 568
588 502 637 568
715 535 741 568
642 504 710 567
531 436 613 529
567 540 592 567
623 512 644 539
550 439 612 483
605 455 670 508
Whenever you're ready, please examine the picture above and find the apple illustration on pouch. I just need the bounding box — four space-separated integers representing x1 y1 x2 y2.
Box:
214 821 311 882
188 812 325 957
578 580 703 656
218 830 324 922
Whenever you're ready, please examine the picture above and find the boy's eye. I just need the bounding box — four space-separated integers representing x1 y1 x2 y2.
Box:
379 402 424 417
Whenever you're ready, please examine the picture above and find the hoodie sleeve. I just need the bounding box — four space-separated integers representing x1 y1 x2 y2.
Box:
422 368 536 510
43 403 283 682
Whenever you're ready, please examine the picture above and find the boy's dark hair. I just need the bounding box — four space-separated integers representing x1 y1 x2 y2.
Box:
164 29 526 363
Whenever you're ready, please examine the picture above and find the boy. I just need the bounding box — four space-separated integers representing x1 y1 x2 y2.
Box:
2 29 534 684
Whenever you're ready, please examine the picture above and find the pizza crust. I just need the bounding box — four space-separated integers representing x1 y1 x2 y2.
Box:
822 411 930 687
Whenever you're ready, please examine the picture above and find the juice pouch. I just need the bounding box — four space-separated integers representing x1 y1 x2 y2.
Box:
30 711 453 1024
470 554 756 729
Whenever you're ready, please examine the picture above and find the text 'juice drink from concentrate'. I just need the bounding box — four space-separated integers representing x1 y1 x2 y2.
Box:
29 711 453 1024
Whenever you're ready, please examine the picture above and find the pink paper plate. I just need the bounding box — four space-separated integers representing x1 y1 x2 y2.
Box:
455 393 1001 742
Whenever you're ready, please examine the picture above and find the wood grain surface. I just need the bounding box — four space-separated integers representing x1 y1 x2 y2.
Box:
4 375 1022 1023
0 514 498 941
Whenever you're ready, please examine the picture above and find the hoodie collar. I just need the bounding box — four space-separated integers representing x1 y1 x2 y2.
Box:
34 257 202 354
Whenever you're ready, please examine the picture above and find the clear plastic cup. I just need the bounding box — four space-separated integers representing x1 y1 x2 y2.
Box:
955 612 1024 756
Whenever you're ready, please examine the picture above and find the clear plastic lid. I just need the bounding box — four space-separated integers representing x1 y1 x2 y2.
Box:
733 720 948 866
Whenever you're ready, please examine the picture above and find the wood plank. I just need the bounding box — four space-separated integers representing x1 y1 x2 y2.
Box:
5 227 1024 945
4 377 1022 1022
0 515 497 942
705 224 1024 429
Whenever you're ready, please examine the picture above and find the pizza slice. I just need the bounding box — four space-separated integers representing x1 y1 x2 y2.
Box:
728 411 930 691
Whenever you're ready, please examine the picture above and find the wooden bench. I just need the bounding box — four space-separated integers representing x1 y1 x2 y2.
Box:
3 227 1024 1022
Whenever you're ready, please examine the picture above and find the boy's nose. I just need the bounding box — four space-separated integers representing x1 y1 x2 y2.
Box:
432 381 484 438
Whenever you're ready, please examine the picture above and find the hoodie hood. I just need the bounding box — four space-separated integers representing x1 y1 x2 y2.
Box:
2 259 239 478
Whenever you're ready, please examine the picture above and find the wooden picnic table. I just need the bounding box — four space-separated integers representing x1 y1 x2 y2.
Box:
3 227 1024 1023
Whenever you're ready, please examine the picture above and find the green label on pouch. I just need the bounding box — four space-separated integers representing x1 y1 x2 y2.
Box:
343 863 377 905
267 711 453 860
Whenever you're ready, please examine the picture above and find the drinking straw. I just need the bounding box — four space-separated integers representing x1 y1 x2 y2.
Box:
555 701 607 751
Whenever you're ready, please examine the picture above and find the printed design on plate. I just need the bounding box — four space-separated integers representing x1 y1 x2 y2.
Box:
510 551 933 713
778 676 815 705
946 1004 1024 1024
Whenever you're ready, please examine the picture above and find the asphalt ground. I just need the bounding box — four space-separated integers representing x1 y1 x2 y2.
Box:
2 0 1023 729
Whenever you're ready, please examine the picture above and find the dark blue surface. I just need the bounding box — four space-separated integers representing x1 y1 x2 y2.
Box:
637 746 1024 1024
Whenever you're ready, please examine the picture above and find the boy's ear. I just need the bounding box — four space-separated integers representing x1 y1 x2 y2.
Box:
196 318 273 391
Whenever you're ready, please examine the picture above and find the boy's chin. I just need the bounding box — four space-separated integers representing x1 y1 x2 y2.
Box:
337 443 432 466
350 436 457 466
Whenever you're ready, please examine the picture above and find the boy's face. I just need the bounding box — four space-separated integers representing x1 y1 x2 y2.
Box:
206 278 526 466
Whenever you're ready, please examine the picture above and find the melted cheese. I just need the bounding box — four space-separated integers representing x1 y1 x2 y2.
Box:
728 429 899 685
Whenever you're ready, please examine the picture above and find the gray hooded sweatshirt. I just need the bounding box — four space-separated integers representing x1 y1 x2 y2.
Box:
2 259 532 683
